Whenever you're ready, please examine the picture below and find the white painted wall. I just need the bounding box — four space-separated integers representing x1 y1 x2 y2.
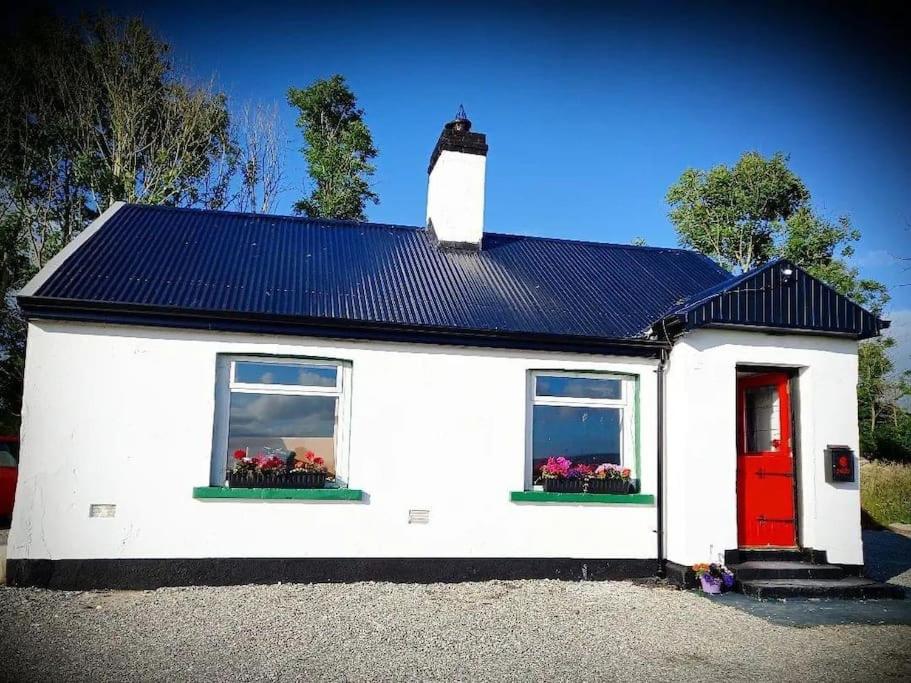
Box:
664 329 862 566
9 321 658 561
426 150 485 245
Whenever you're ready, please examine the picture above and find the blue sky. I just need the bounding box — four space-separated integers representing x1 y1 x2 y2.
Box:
28 0 911 368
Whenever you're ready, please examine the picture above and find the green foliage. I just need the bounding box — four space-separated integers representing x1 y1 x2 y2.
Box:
288 75 378 220
861 461 911 526
858 337 911 461
666 152 889 311
0 9 236 429
779 207 890 314
666 152 808 272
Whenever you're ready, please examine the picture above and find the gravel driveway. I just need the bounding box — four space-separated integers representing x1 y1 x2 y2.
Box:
1 578 909 682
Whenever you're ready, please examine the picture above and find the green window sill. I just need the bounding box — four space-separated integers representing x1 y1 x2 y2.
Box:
510 491 655 505
193 486 363 501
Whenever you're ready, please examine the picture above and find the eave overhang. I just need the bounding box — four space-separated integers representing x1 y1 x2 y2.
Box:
18 295 671 358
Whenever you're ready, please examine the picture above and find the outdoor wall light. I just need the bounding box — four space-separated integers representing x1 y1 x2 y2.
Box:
780 267 794 285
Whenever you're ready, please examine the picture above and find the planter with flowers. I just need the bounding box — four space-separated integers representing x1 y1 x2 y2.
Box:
692 563 735 594
286 450 329 489
585 463 632 494
228 449 329 489
538 457 590 493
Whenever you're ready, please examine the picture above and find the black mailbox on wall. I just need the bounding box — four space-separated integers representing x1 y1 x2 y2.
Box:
825 445 855 483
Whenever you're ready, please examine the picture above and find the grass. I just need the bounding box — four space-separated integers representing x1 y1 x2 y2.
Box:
861 460 911 527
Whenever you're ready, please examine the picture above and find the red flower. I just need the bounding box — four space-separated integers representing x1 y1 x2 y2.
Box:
314 456 324 466
304 451 315 461
233 450 246 460
621 468 631 478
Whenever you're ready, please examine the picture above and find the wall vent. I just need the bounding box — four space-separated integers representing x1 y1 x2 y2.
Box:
408 509 430 524
89 504 116 518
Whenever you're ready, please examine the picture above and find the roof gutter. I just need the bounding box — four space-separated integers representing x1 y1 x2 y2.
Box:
18 296 673 358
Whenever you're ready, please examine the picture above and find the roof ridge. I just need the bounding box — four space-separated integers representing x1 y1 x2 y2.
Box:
484 229 707 255
122 203 424 233
122 204 722 259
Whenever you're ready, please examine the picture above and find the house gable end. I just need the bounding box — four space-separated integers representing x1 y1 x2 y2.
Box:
660 259 886 340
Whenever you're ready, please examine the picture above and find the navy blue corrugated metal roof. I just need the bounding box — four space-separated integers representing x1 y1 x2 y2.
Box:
661 258 886 339
22 204 734 342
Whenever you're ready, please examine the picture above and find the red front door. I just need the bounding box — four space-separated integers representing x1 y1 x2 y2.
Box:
736 372 797 548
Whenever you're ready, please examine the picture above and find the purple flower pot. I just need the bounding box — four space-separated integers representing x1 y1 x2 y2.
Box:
699 575 722 594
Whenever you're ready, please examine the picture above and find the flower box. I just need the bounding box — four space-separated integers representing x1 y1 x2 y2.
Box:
227 471 327 490
586 478 631 494
229 449 329 489
286 472 327 489
543 478 585 493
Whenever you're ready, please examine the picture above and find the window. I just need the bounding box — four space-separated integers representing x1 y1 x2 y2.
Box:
744 385 781 453
211 357 351 486
527 371 636 488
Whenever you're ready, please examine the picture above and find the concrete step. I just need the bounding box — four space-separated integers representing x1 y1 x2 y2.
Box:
731 560 844 581
738 577 906 600
725 548 827 565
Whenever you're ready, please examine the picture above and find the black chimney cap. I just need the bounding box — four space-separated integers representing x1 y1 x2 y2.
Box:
428 107 488 174
452 104 471 133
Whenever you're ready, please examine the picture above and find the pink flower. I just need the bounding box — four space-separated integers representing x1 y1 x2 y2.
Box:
541 456 573 478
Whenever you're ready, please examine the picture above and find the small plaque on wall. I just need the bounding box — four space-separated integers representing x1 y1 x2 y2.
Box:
825 445 855 483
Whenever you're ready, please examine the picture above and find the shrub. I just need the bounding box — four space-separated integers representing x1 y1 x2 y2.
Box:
861 460 911 526
869 418 911 464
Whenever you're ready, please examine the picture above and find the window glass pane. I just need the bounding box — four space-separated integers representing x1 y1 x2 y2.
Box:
536 375 621 400
235 361 337 387
745 385 780 452
227 393 337 475
0 451 16 467
532 405 621 479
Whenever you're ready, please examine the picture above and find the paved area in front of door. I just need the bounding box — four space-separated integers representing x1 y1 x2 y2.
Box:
709 529 911 627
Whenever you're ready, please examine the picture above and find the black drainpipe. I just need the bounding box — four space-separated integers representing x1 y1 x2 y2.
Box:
656 347 668 578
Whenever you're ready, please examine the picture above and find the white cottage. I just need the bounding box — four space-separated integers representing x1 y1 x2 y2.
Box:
6 115 899 598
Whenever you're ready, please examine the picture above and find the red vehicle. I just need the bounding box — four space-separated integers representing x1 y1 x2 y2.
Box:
0 436 19 522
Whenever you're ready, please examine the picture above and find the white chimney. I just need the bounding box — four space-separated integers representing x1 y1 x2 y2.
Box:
426 107 488 248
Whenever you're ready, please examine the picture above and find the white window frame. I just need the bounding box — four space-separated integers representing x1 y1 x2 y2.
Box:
525 370 637 490
211 355 352 487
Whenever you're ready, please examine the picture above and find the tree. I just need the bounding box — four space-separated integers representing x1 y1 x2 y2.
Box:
67 14 235 211
667 151 889 309
778 207 890 314
235 102 286 214
666 152 808 272
0 10 279 429
858 338 911 461
287 75 378 220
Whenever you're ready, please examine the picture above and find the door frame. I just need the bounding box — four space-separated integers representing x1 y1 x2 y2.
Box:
735 368 800 549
